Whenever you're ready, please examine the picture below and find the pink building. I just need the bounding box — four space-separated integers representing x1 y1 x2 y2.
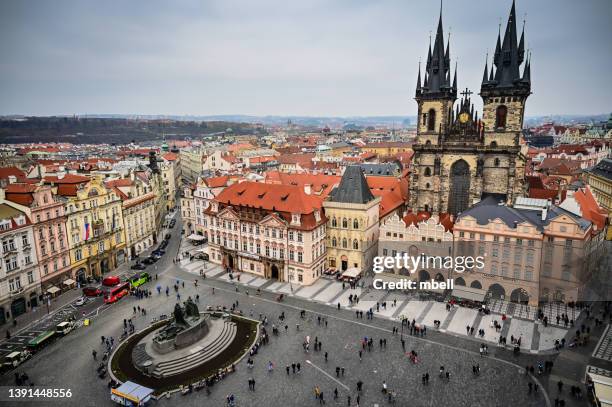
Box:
5 184 72 294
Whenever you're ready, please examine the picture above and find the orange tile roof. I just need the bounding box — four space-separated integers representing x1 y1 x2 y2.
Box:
162 152 178 161
204 175 230 188
264 171 340 197
4 183 38 206
573 187 607 232
215 181 323 214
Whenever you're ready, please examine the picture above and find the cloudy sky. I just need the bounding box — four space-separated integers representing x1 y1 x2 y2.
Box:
0 0 610 117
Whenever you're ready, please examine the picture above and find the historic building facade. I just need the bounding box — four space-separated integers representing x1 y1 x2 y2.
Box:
106 176 157 259
324 166 381 273
0 195 39 325
4 184 71 294
585 158 612 240
204 181 327 285
409 3 530 216
64 177 126 283
453 197 600 305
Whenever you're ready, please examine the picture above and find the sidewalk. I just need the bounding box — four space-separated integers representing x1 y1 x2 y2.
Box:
0 287 81 342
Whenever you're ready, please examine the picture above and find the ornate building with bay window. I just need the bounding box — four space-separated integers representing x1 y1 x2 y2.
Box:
204 181 327 285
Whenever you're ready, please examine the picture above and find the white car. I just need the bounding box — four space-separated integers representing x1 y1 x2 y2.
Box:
75 297 87 306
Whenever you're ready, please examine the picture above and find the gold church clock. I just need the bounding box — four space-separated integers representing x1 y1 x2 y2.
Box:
459 112 470 123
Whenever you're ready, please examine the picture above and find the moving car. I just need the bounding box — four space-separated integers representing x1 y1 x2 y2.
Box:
128 272 150 288
102 276 121 287
82 286 102 297
75 296 87 306
131 262 147 270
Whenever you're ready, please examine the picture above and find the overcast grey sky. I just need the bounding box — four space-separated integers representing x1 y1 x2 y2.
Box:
0 0 610 117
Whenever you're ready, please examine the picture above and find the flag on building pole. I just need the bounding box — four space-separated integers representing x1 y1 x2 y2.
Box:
84 223 90 241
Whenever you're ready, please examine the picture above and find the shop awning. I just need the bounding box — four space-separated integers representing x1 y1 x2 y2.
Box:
342 268 362 279
111 381 153 406
187 234 206 241
451 286 487 302
587 365 612 407
63 279 76 286
46 286 60 294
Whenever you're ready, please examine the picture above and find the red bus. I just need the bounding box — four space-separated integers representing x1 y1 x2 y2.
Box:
104 282 130 304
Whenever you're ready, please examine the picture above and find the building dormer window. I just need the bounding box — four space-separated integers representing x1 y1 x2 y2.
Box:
291 214 300 225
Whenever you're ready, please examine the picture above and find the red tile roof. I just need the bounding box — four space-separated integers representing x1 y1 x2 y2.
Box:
0 166 26 181
4 183 38 206
529 188 560 200
264 171 339 197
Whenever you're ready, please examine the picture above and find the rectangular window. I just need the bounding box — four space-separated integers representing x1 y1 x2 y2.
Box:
27 270 34 284
5 256 18 271
98 241 104 252
256 244 261 255
297 233 303 243
75 249 82 261
289 231 294 241
289 250 295 261
265 246 270 257
22 235 29 246
298 252 303 263
279 248 284 259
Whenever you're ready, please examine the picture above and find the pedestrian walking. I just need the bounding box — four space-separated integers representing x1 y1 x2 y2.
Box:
92 350 97 360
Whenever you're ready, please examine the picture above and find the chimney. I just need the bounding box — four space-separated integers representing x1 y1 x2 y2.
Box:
304 184 312 195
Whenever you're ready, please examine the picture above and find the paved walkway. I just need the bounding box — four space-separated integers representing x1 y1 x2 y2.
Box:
178 259 570 353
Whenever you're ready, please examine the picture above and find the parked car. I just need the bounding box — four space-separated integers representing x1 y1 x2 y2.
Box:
75 296 87 306
82 286 102 297
164 233 171 240
102 276 120 287
131 262 146 270
143 256 157 265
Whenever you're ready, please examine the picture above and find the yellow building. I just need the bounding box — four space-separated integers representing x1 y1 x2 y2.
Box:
361 142 413 157
64 177 126 282
585 158 612 239
161 152 180 211
105 177 156 259
324 166 381 273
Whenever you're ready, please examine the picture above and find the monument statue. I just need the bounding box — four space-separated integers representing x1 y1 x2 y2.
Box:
184 297 199 319
173 303 187 326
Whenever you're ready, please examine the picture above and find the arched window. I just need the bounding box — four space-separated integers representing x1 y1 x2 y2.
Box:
353 239 359 250
353 219 359 229
427 109 436 131
342 218 348 228
332 237 337 247
425 183 430 189
494 158 500 167
331 217 337 227
490 141 498 148
424 167 431 177
495 105 507 129
342 238 348 248
425 140 432 146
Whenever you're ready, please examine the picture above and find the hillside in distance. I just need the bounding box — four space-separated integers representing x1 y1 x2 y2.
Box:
0 117 261 144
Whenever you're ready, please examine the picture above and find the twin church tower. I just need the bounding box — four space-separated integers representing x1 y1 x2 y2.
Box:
409 1 531 216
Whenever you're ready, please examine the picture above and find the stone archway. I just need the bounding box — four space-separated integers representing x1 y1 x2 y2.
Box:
271 264 279 280
455 277 466 286
227 254 235 270
399 267 411 276
488 283 506 300
418 270 430 282
434 273 445 282
470 280 482 289
510 288 529 304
